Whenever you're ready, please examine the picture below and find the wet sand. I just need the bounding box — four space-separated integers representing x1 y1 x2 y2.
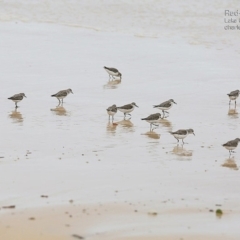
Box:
1 203 240 240
0 10 240 240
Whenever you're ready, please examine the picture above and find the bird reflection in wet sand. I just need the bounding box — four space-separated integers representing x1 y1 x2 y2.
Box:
158 118 172 130
50 106 68 116
172 144 193 157
228 105 238 118
142 131 160 140
116 119 134 128
106 122 118 135
222 157 238 170
103 79 121 89
9 109 23 123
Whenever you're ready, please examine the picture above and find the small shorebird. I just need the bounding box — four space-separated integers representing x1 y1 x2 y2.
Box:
51 89 73 105
106 104 117 122
117 102 138 119
222 138 240 155
8 93 26 108
141 113 161 131
169 129 195 144
153 99 177 117
104 66 122 80
227 90 239 105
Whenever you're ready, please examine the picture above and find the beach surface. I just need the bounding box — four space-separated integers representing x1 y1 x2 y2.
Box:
0 1 240 239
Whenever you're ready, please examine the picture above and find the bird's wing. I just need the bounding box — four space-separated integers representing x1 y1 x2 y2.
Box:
118 104 132 109
53 90 68 97
171 129 187 135
159 101 171 107
8 94 23 101
154 101 171 108
223 140 237 147
104 67 119 73
144 113 159 120
228 90 239 96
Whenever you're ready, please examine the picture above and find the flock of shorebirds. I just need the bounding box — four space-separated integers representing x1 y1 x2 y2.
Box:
7 66 240 156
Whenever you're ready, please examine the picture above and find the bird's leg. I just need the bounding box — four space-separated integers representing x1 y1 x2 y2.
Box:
57 98 61 106
124 113 126 119
182 139 185 144
235 100 237 106
61 99 64 105
15 102 18 108
229 100 231 105
150 124 152 132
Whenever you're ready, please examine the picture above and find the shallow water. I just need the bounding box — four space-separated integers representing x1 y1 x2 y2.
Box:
0 1 240 238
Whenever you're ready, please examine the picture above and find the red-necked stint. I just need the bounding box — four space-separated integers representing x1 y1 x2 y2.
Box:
141 113 161 131
8 93 27 108
106 104 117 122
51 89 73 105
104 66 122 80
222 138 240 155
169 129 195 144
227 90 239 105
153 99 177 117
117 102 138 119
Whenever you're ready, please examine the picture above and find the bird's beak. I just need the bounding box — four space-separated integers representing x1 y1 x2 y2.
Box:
174 101 177 104
24 96 27 98
193 133 195 136
135 104 139 108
